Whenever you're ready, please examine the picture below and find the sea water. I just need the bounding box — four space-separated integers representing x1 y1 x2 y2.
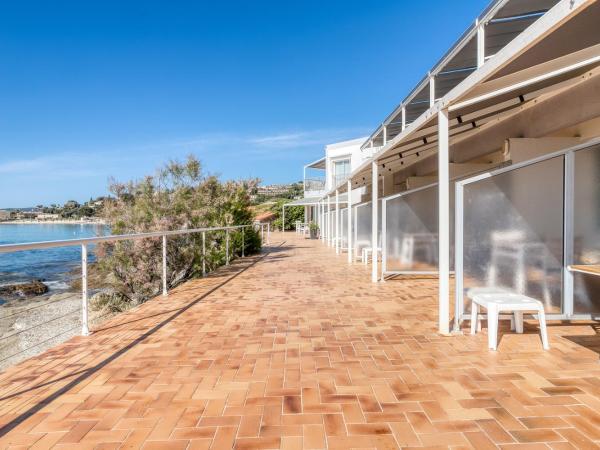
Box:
0 224 108 300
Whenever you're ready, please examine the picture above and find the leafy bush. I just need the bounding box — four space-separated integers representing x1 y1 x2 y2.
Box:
270 199 304 231
96 155 261 304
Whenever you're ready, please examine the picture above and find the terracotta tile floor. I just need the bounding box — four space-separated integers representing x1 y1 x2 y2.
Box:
0 233 600 449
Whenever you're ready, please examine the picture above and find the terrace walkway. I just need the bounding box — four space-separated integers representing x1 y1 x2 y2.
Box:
0 233 600 450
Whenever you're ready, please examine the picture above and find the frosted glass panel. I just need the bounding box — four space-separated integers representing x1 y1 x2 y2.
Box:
354 203 372 257
573 144 600 314
462 157 564 313
385 186 438 271
341 208 348 249
353 201 382 257
384 185 454 272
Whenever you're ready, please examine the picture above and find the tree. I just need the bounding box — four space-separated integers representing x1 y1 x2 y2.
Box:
270 199 304 231
96 155 261 305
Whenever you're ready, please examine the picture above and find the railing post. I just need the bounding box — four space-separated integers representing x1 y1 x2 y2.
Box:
242 227 245 257
81 243 89 336
261 224 264 244
202 231 206 276
226 229 230 265
267 222 270 244
162 235 167 297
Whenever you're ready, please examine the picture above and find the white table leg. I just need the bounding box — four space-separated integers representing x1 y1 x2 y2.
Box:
514 311 523 334
470 302 479 335
487 305 498 350
537 308 550 350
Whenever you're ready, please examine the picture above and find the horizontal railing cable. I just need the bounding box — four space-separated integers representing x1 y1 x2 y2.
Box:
0 308 81 342
0 223 271 370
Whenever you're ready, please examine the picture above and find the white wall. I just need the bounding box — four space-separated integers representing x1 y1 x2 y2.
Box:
324 137 368 192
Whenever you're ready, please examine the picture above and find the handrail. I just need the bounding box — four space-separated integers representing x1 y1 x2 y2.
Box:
0 223 268 343
0 225 249 254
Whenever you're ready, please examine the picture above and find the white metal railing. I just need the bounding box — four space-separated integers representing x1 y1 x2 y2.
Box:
0 224 268 338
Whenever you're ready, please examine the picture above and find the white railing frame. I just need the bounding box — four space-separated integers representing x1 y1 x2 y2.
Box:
0 224 258 336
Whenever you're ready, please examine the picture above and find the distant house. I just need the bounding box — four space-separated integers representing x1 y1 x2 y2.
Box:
254 211 276 224
37 213 60 221
0 210 10 221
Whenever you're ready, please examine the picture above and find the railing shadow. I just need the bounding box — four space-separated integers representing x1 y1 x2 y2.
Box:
0 244 279 437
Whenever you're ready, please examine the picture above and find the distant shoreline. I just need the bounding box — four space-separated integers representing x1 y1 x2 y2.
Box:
0 219 107 225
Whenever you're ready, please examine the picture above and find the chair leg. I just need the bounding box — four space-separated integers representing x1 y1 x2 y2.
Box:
487 305 498 351
470 303 479 335
514 311 524 334
537 308 550 350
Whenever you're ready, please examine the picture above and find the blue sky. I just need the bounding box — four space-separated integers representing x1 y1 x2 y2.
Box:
0 0 489 208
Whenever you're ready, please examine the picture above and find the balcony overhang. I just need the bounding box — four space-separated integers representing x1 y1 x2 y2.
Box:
304 157 326 170
327 0 600 196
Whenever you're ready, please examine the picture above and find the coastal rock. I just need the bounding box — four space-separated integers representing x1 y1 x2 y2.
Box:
0 280 49 297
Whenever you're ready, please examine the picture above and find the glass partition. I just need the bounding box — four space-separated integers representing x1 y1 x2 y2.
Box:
354 203 372 258
461 157 564 313
353 201 382 258
340 208 348 250
384 185 451 272
573 144 600 314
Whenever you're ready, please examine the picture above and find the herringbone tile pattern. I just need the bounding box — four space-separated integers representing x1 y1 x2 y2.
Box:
0 233 599 449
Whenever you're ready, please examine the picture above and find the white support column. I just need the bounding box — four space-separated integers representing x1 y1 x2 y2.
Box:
401 107 406 131
81 244 89 336
347 180 353 264
335 189 340 255
429 74 436 108
438 108 450 335
383 125 387 146
319 201 323 241
322 200 326 242
326 195 331 246
477 19 485 68
371 161 379 283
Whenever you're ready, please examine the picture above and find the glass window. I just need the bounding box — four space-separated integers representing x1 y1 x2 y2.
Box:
333 159 351 187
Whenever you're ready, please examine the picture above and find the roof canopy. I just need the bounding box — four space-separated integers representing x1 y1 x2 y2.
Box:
329 0 599 195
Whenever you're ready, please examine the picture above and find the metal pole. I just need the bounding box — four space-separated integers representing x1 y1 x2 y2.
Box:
202 231 206 276
401 107 406 131
81 244 89 336
438 108 450 334
226 229 230 265
267 222 271 244
326 195 331 246
371 161 379 282
242 227 245 257
454 182 464 332
477 19 486 68
564 151 575 317
347 180 353 264
429 74 436 108
335 189 340 255
261 224 264 243
162 235 167 297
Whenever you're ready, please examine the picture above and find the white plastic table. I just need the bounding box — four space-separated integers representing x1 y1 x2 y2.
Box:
471 292 550 351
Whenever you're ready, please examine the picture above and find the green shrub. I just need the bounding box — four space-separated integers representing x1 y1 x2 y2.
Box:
96 155 261 304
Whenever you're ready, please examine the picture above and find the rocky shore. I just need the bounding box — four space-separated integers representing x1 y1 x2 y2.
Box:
0 281 116 370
